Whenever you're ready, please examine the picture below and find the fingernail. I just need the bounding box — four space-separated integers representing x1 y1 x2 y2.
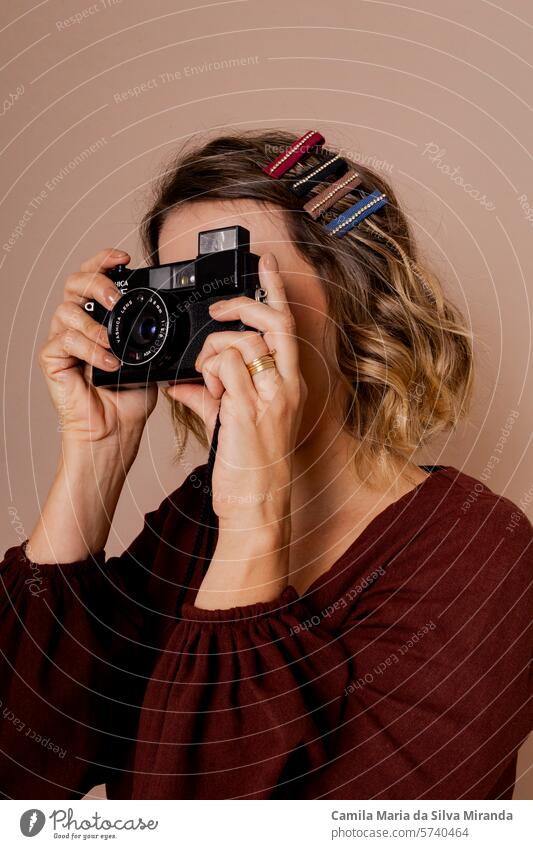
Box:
261 252 278 271
106 288 120 306
209 302 222 313
111 249 129 257
104 354 120 369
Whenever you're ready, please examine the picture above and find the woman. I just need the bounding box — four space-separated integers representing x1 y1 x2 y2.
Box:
1 130 531 800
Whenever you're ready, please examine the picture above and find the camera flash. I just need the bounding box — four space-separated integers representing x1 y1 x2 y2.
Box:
199 227 239 255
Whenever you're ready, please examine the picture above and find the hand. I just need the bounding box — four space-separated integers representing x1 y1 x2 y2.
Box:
167 253 307 536
39 249 158 457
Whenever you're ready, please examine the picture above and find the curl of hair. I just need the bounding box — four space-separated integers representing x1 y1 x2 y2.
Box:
140 129 473 484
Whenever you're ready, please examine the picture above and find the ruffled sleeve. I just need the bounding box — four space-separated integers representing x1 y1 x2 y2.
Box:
131 493 533 800
131 583 354 799
0 472 200 800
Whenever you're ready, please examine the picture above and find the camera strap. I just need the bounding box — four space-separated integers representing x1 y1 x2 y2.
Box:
174 411 221 619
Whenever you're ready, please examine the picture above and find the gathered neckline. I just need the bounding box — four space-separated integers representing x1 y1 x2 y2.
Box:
287 464 453 600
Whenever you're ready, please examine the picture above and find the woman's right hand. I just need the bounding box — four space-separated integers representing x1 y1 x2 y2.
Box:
40 248 158 456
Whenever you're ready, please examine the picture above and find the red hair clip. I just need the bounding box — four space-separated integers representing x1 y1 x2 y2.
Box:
262 130 325 179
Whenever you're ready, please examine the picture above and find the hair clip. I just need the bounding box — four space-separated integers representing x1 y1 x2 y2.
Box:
262 130 325 179
261 130 388 237
325 190 388 237
303 169 362 220
290 154 347 197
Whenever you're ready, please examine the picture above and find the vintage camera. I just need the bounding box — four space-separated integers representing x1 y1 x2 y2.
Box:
84 226 261 387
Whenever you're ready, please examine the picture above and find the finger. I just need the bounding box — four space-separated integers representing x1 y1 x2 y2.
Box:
164 383 219 437
199 352 225 400
40 329 121 375
207 295 298 381
258 252 290 313
49 301 110 347
65 248 130 308
79 248 130 274
196 331 282 402
64 269 123 310
195 330 268 371
202 347 269 404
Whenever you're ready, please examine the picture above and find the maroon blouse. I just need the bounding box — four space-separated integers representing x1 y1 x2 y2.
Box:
0 464 531 800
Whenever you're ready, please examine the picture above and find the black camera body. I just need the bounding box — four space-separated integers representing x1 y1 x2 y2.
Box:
84 226 260 387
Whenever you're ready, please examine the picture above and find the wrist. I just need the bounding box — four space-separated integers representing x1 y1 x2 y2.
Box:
216 521 290 556
216 513 291 550
26 440 135 565
215 486 292 539
213 460 293 530
194 530 290 610
57 443 132 514
60 432 141 474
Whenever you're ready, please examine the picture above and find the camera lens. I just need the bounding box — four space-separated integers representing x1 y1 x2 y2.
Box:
131 314 159 345
107 289 173 366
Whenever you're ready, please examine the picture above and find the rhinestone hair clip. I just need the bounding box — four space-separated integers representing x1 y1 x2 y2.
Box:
262 130 388 236
262 131 325 179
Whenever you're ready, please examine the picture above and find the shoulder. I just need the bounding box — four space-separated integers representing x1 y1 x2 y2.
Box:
352 466 533 647
417 465 532 586
436 465 532 538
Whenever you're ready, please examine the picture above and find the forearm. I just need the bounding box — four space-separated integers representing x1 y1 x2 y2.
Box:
193 523 291 610
27 439 138 564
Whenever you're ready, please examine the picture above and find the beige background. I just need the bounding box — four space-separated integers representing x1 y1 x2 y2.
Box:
1 0 531 799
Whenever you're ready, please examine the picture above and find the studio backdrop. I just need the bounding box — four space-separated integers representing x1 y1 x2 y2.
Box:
1 0 532 800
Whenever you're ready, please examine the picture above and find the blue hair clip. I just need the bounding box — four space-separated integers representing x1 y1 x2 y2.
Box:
325 190 388 238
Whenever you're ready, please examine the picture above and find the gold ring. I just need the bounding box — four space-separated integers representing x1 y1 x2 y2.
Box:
246 351 276 377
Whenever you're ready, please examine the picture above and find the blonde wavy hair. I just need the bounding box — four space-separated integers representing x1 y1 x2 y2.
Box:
140 129 473 484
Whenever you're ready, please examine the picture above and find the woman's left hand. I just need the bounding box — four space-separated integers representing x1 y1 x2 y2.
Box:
167 252 307 539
